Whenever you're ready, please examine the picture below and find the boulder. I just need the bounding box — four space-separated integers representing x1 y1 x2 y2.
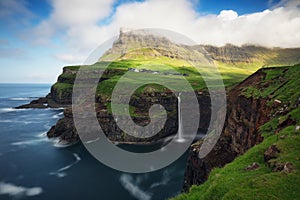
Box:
245 162 260 171
264 145 280 162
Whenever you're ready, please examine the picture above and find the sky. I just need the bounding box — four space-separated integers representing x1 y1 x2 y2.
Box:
0 0 299 83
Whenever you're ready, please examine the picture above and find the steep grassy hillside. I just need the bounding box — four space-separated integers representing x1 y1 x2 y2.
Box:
51 51 299 105
52 41 300 104
173 64 300 200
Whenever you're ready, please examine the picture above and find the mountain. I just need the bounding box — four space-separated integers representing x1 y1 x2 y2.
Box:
17 29 300 145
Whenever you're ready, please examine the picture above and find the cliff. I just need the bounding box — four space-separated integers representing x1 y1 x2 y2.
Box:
200 44 300 65
177 64 300 199
16 30 300 146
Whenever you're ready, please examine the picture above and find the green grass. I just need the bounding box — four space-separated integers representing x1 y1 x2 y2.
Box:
56 58 300 116
242 64 300 106
173 126 300 200
61 57 295 98
52 82 73 92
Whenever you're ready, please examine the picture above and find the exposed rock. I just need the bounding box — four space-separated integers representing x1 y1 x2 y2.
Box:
15 94 68 109
272 162 293 173
47 92 212 144
273 99 282 107
280 135 286 139
15 97 48 109
264 145 280 162
272 162 284 172
182 69 269 192
282 162 293 173
245 162 260 171
200 44 300 65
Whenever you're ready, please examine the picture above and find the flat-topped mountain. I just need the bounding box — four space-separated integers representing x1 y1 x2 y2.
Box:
101 28 300 66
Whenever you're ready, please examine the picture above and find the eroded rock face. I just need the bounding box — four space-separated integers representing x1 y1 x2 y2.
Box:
200 44 300 65
47 108 78 144
46 92 212 144
264 145 280 162
182 69 270 192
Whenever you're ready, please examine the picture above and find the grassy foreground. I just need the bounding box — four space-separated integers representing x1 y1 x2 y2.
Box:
172 64 300 200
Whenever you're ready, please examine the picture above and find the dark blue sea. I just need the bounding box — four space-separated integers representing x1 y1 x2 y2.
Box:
0 84 188 200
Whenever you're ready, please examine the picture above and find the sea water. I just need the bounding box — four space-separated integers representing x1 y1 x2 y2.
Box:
0 84 188 200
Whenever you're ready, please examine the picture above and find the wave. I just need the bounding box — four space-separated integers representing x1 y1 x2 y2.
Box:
52 112 64 119
53 140 74 148
150 169 171 189
0 181 42 197
45 107 64 111
49 171 67 178
0 108 31 114
0 119 36 124
11 138 48 146
36 132 47 138
9 97 33 101
0 120 13 123
49 153 81 178
119 174 152 200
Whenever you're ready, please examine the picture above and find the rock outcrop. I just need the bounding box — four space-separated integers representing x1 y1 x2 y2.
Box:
182 64 300 192
46 90 212 144
182 68 271 191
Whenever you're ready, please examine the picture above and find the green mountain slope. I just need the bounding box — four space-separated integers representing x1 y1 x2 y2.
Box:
173 64 300 200
52 41 300 104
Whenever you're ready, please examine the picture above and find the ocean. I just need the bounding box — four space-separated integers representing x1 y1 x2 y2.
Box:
0 84 188 200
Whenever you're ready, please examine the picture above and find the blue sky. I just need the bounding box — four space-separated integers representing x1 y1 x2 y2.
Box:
0 0 299 83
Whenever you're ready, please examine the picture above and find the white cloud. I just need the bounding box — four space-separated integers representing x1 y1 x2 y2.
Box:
218 10 238 20
33 0 300 64
33 0 115 49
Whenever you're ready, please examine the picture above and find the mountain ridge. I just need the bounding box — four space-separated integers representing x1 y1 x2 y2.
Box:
100 29 300 67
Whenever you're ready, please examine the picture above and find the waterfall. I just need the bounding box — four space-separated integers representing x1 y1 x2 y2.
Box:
176 93 185 142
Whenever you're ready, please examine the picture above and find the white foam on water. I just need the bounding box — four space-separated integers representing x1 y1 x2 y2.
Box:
9 98 32 101
52 112 63 119
49 153 81 178
150 169 171 189
0 119 36 124
11 138 48 146
43 124 51 130
35 132 48 139
45 107 64 111
119 174 152 200
53 141 73 148
0 181 42 197
0 108 32 114
0 120 13 123
49 172 67 178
